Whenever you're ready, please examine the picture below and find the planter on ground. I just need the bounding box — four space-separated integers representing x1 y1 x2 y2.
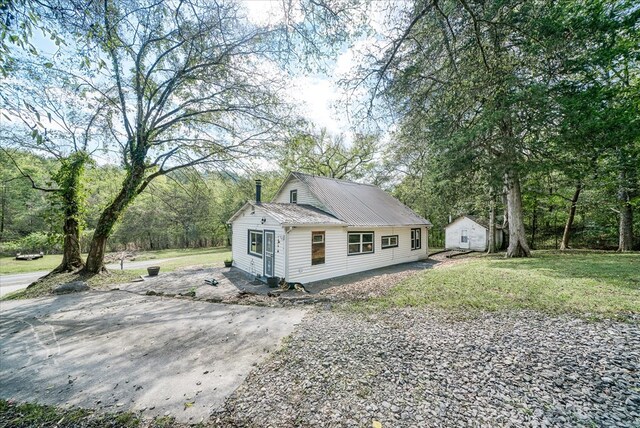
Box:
224 261 233 268
147 266 161 277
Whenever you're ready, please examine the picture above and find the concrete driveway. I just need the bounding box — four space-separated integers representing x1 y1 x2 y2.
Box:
0 291 306 423
0 270 50 297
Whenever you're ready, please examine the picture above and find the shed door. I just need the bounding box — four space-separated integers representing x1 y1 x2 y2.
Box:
460 229 470 249
263 230 275 277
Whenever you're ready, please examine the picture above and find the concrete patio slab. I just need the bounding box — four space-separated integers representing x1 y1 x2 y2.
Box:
0 291 306 423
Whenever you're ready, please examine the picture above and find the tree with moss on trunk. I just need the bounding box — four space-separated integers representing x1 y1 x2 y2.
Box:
51 0 291 273
0 68 106 272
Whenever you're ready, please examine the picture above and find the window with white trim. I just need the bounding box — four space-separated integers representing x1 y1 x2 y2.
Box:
461 229 468 243
311 231 325 265
348 232 374 255
290 190 298 203
411 228 421 250
248 230 263 257
381 235 398 249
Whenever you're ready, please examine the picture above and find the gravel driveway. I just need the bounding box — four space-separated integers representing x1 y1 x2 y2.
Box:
216 308 640 427
0 291 306 423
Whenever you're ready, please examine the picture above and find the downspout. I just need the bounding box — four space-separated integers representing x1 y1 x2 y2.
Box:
284 226 292 281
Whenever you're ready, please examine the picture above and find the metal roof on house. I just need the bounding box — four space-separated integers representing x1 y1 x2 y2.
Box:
258 202 346 226
287 172 432 227
227 201 346 226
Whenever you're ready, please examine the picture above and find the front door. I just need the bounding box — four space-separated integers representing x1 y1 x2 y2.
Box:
460 229 470 249
263 230 275 277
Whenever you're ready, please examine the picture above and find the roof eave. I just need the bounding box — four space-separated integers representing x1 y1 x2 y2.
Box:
281 222 347 227
344 223 432 228
226 201 252 224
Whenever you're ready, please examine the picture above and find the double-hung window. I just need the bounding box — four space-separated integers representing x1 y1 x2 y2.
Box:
311 231 325 265
248 230 263 257
411 228 421 250
381 235 398 249
348 232 374 255
290 190 298 203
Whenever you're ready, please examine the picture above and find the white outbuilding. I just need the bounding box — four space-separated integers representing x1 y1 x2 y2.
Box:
444 215 503 251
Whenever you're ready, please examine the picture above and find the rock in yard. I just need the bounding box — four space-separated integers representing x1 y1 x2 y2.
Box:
53 281 89 294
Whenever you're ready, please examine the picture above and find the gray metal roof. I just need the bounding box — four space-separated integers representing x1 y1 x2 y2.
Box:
250 202 345 226
288 172 432 227
446 215 502 230
258 202 346 226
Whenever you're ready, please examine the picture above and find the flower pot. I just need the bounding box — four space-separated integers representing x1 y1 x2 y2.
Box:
224 261 233 268
266 276 280 288
147 266 160 277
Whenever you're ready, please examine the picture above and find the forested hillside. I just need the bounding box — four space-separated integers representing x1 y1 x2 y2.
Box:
0 150 284 255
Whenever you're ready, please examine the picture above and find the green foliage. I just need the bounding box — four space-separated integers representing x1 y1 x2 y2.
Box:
0 231 61 256
0 0 66 77
370 0 639 250
278 128 377 180
0 150 55 242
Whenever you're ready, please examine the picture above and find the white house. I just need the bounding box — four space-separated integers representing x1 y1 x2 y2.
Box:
444 215 503 251
227 172 432 284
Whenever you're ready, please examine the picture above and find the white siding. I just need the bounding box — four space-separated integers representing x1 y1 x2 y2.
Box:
445 217 487 251
231 205 286 278
286 226 429 283
273 177 326 210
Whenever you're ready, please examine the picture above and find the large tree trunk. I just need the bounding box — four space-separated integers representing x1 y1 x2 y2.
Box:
618 183 633 252
55 215 84 272
559 184 582 251
487 192 497 253
530 196 538 250
52 152 87 272
505 170 531 258
84 165 146 273
500 188 509 250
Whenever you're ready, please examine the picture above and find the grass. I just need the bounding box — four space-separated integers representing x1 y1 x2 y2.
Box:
0 399 138 428
0 247 230 275
0 254 64 274
126 247 225 261
354 251 640 320
1 247 231 300
0 399 194 427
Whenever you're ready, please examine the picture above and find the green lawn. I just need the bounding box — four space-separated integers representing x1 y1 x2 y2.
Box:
1 247 231 300
0 247 230 275
359 251 640 319
0 254 64 274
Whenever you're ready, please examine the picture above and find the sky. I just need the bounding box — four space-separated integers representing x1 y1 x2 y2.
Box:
12 0 388 163
243 0 364 141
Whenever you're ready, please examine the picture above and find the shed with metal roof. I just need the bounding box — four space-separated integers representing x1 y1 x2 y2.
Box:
444 215 503 251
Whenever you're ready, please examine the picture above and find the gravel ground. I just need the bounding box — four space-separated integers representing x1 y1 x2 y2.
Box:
215 308 640 427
